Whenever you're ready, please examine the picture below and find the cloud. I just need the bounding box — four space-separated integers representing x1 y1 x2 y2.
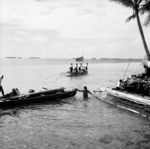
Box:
0 0 150 58
0 22 61 42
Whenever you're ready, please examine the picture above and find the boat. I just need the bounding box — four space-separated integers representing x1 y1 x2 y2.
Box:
67 56 88 77
75 56 84 62
105 88 150 106
96 87 150 117
93 58 150 117
67 70 88 77
0 88 77 107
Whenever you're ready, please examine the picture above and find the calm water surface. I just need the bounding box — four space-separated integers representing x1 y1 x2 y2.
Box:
0 59 150 149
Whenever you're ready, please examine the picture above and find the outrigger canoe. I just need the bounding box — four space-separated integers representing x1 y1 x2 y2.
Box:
0 88 77 107
105 88 150 106
98 88 150 117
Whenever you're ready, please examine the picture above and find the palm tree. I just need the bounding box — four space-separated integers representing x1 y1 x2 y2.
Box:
110 0 150 60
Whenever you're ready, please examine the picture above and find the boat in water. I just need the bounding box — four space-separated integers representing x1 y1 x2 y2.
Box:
67 56 88 77
95 69 150 117
94 87 150 118
0 88 77 108
93 58 150 117
67 70 88 77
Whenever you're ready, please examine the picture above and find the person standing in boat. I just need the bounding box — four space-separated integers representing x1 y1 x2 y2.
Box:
76 86 92 99
74 64 79 73
79 63 84 72
85 63 88 71
69 63 73 73
0 75 5 97
79 63 82 72
116 79 123 90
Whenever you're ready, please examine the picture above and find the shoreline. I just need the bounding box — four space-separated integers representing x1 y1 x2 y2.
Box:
0 58 142 65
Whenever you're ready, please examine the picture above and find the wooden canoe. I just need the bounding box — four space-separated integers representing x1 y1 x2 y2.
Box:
67 71 88 77
92 87 150 118
0 88 77 107
97 88 150 117
105 88 150 106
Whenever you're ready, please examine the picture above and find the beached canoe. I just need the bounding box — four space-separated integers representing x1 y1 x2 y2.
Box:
0 88 77 107
67 71 88 77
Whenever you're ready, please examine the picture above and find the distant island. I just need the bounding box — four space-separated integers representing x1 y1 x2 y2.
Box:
29 57 40 59
99 58 142 62
82 58 142 63
6 57 22 59
71 57 142 63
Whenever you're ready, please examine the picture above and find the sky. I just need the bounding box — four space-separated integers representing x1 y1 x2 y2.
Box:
0 0 149 58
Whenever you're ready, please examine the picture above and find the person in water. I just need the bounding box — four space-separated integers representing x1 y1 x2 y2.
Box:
76 86 92 98
0 75 5 97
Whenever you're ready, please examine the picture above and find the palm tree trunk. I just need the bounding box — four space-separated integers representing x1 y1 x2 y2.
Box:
135 8 150 60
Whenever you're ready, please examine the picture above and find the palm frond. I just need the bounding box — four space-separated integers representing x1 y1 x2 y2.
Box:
144 14 150 26
110 0 134 8
139 0 150 26
137 0 143 5
125 14 136 22
141 0 150 13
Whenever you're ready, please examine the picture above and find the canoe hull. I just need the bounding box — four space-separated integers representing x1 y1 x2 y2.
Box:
0 89 77 108
105 88 150 106
67 71 88 77
103 88 150 116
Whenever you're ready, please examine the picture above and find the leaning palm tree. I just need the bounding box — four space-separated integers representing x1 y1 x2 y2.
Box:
110 0 150 60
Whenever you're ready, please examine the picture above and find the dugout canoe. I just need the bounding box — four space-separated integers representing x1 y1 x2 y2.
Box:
67 71 88 77
0 88 77 107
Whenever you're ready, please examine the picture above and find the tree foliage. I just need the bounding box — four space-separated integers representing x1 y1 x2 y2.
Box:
110 0 150 60
141 0 150 26
110 0 150 26
110 0 134 8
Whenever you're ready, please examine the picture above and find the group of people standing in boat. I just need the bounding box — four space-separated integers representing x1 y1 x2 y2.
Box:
69 63 88 73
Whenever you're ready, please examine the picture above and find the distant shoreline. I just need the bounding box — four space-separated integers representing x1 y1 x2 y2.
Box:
91 58 142 63
0 57 142 66
2 57 142 63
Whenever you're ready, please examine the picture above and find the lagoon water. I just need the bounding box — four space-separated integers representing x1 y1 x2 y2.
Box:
0 59 150 149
